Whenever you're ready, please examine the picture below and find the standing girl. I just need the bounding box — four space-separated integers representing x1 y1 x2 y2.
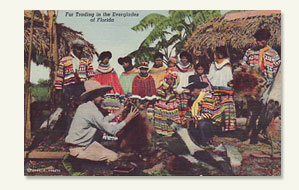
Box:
208 46 236 131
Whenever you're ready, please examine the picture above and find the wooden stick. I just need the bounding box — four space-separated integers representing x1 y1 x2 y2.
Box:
24 151 68 159
24 10 34 143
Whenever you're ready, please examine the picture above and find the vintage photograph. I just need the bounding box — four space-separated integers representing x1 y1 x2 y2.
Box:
24 10 281 176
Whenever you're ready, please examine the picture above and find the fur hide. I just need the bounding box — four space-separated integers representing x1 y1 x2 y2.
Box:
232 66 267 101
116 100 152 152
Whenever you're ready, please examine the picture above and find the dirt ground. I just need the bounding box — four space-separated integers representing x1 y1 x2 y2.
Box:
24 126 281 176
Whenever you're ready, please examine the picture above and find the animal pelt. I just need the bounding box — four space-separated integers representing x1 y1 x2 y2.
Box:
116 100 152 152
232 66 267 101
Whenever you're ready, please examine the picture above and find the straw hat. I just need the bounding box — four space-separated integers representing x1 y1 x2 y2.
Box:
80 80 112 101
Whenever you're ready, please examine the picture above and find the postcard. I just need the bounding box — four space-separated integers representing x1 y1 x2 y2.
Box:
24 10 281 176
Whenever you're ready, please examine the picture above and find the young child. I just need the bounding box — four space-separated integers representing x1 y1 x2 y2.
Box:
188 63 212 92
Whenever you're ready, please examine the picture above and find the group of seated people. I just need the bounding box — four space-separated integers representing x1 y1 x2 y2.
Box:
56 28 280 163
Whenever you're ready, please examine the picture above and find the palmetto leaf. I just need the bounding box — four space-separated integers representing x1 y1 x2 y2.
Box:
130 10 221 62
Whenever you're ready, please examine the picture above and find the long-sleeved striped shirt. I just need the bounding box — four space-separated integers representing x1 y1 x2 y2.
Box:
242 46 281 83
55 55 95 89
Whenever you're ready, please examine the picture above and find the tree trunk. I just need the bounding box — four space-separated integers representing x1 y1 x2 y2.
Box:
49 11 60 109
24 11 34 144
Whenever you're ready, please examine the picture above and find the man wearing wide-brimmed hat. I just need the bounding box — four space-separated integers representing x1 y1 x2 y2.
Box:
65 80 139 162
183 80 222 146
118 56 138 95
55 39 95 111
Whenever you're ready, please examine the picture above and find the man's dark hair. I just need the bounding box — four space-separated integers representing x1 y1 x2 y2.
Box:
254 28 271 41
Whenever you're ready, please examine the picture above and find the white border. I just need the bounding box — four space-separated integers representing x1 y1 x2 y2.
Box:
1 0 298 189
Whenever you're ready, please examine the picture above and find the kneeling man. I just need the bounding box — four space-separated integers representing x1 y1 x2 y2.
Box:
65 80 139 162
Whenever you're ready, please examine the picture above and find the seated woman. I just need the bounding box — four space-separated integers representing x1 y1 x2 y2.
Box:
208 46 237 131
154 71 181 137
65 80 139 162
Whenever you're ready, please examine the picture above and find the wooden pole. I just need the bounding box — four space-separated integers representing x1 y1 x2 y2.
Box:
25 10 34 144
49 11 60 108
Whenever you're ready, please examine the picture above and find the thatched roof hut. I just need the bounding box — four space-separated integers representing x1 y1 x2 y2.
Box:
24 10 97 67
184 10 281 64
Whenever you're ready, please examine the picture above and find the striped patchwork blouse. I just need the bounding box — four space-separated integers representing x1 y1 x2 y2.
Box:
242 46 281 83
55 55 95 89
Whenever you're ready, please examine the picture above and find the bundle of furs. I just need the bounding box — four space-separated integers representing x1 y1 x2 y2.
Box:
231 66 267 101
116 100 152 152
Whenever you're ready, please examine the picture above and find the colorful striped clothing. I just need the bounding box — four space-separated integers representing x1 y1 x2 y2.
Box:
94 64 124 95
213 91 236 131
194 91 236 131
242 46 281 83
194 92 219 121
119 68 138 95
55 56 95 89
132 75 156 98
174 63 194 123
149 66 168 88
154 82 181 136
102 94 122 111
95 64 124 141
207 59 236 131
177 93 192 124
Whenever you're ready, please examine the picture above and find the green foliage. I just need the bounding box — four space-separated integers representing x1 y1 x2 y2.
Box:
129 10 221 64
37 79 51 87
30 79 51 101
